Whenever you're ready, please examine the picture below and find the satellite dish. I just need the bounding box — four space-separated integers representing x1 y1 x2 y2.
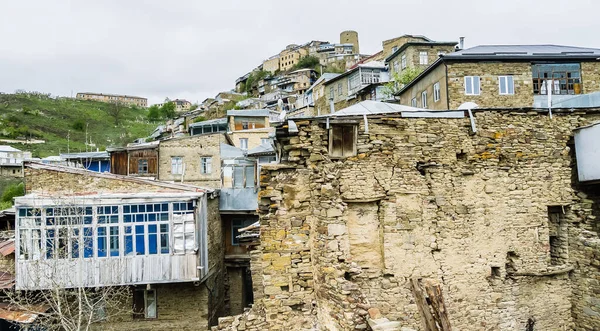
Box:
278 110 287 122
457 102 479 110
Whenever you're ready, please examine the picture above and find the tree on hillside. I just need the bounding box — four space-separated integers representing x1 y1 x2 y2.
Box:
291 55 320 71
107 102 125 126
245 70 270 95
160 102 176 119
382 67 424 99
147 105 161 121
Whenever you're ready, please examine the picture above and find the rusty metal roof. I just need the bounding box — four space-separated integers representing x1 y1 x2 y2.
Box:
0 271 14 289
0 240 14 256
0 302 49 324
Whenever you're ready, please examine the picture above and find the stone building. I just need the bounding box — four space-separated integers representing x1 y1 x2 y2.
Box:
396 44 600 110
14 162 224 330
279 45 309 72
226 109 276 151
381 35 440 59
76 92 147 107
385 41 457 76
214 101 600 330
318 61 389 112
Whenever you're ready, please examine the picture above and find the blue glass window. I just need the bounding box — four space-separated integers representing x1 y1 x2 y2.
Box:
148 224 157 254
83 227 93 258
135 225 145 255
97 227 107 257
125 226 133 255
160 224 169 254
109 226 119 257
46 229 55 258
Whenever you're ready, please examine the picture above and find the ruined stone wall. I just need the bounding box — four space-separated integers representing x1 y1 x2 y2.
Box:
216 110 600 330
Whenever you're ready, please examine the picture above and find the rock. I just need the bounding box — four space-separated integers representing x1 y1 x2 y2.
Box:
368 307 382 319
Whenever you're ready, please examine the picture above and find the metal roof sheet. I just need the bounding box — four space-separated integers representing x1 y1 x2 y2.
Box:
227 109 273 117
445 44 600 58
320 100 465 118
60 151 109 159
247 143 275 156
188 117 227 128
0 146 22 153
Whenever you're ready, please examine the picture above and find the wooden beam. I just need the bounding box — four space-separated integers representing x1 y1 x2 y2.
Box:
424 279 452 331
410 277 438 331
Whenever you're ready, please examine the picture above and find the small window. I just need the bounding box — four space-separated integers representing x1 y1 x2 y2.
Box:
239 138 248 150
338 82 342 96
138 159 148 174
242 121 249 130
401 55 407 69
261 138 270 145
411 97 417 107
231 219 256 245
464 76 481 95
419 51 428 65
498 76 515 95
133 289 157 319
433 82 441 102
330 87 334 99
393 61 399 73
171 157 183 175
200 157 212 174
329 125 356 158
421 91 428 108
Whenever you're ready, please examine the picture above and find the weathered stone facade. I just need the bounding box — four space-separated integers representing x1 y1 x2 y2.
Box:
158 133 226 188
215 109 600 330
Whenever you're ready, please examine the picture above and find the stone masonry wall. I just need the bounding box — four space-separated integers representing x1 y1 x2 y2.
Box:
447 62 533 109
216 110 600 330
582 62 600 94
158 133 225 188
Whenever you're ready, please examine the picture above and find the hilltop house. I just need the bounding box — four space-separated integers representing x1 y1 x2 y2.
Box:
395 44 600 110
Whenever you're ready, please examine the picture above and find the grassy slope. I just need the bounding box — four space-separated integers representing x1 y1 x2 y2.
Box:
0 93 158 157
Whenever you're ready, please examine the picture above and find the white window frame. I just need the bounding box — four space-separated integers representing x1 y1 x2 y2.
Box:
411 97 417 107
200 157 212 174
419 51 428 65
464 76 481 95
401 55 407 69
171 157 183 175
433 82 441 102
421 91 428 109
239 138 248 150
498 76 515 95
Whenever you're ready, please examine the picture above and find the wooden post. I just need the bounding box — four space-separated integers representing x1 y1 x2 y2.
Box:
410 277 438 331
424 279 452 331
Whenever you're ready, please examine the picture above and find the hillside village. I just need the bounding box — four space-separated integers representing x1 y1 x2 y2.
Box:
1 28 600 331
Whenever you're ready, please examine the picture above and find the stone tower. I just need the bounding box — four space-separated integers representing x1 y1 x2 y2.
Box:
340 30 359 54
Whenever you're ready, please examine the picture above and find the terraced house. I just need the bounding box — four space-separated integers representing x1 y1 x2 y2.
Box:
396 44 600 110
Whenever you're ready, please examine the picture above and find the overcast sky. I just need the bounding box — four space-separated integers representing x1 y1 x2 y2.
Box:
1 0 599 105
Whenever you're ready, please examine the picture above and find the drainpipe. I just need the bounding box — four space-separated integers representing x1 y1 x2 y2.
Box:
329 98 335 114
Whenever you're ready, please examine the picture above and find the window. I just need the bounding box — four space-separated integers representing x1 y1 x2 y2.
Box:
532 63 581 95
421 91 428 109
239 138 248 150
242 121 249 130
391 46 398 53
329 125 356 158
464 76 481 95
401 55 407 69
172 202 195 254
337 82 342 96
138 159 148 174
411 97 417 107
171 157 183 175
498 76 515 95
419 51 428 65
133 289 157 319
433 82 441 102
231 219 256 246
329 87 334 99
393 61 399 73
261 138 270 145
200 157 212 174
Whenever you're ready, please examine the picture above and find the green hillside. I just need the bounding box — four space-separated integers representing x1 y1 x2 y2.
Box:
0 92 158 157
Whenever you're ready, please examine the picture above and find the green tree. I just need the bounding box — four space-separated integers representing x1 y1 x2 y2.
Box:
147 105 161 120
382 67 424 99
1 182 24 205
159 102 176 119
291 55 320 71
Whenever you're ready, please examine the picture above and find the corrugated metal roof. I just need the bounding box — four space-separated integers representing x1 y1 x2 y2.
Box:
220 143 245 159
445 44 600 58
247 143 275 156
0 240 14 256
320 100 464 118
0 303 49 323
0 146 22 153
60 151 109 160
189 117 227 128
24 162 212 193
0 271 15 289
227 109 272 117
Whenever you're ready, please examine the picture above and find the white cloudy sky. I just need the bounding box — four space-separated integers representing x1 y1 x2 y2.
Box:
1 0 599 105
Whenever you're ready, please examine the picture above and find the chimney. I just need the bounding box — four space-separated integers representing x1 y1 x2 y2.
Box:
329 98 335 114
459 37 465 50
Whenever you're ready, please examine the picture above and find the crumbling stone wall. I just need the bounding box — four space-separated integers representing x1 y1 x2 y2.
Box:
216 110 600 330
